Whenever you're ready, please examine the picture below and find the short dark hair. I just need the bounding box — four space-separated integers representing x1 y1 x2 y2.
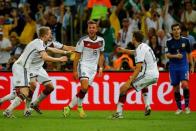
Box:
171 23 180 30
133 31 144 42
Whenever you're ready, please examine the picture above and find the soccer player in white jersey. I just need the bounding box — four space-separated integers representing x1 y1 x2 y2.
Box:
28 40 75 115
63 20 105 118
111 31 159 119
2 26 67 118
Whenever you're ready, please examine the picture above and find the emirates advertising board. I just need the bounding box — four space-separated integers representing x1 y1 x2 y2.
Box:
0 72 196 111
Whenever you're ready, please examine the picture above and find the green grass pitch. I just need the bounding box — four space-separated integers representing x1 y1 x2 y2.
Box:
0 110 196 131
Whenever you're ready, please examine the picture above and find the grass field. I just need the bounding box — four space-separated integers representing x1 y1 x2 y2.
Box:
0 110 196 131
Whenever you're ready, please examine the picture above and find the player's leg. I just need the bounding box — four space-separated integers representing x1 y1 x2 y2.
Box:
3 87 29 118
63 66 92 118
30 68 53 114
63 78 89 118
0 91 17 105
24 79 37 117
141 87 151 116
170 69 183 114
3 63 30 118
180 69 190 114
111 79 132 119
30 81 53 114
132 75 158 116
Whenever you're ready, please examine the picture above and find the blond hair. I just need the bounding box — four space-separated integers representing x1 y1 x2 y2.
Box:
37 26 50 38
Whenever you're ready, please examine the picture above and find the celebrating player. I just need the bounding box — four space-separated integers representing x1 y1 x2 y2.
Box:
2 26 67 118
111 31 159 119
63 20 105 118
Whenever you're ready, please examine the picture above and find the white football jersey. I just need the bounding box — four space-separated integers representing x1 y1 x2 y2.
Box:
135 43 159 77
76 35 105 70
16 39 46 69
46 41 63 49
16 39 64 69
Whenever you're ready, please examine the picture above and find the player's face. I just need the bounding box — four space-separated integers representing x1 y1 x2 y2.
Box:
172 26 181 38
87 24 97 39
44 29 53 42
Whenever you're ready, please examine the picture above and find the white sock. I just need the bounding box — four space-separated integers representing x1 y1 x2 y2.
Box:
116 102 124 115
69 96 78 108
142 93 150 108
25 99 31 111
7 96 22 111
0 93 16 103
33 93 47 105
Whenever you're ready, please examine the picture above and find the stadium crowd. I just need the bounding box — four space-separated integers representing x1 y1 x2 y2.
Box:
0 0 196 71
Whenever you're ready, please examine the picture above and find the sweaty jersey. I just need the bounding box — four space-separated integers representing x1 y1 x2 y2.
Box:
16 39 63 69
166 37 191 68
135 43 159 77
76 35 105 70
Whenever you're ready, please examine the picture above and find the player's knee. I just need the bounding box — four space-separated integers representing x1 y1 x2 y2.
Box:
141 88 148 93
29 82 37 91
43 84 54 95
16 89 29 100
181 82 188 89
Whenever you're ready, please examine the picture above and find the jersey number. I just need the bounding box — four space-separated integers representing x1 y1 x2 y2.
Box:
93 50 98 55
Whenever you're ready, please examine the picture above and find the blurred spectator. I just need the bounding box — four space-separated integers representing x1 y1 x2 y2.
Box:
0 31 12 70
46 14 62 42
181 1 196 32
162 0 176 36
117 18 132 48
109 0 125 38
2 9 18 38
113 54 134 71
181 24 196 51
148 34 162 67
99 19 116 68
157 29 168 67
19 12 36 45
6 32 25 70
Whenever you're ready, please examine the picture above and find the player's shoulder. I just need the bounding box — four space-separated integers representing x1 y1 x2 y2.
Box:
79 35 89 41
138 43 149 50
97 35 104 41
30 38 43 45
181 36 189 42
166 37 173 43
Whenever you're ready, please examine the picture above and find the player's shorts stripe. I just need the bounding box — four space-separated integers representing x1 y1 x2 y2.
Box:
78 63 81 76
24 68 28 86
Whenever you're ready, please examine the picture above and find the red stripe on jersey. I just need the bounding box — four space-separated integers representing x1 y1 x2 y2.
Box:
83 41 103 49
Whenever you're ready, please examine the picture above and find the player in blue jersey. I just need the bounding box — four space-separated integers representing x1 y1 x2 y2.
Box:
166 23 194 115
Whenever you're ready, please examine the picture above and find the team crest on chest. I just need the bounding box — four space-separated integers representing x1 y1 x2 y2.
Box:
182 43 185 48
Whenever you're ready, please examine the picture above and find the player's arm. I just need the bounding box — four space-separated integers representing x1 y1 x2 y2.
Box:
117 47 135 55
129 62 142 83
165 53 183 59
188 53 194 73
62 45 75 52
40 51 67 62
98 52 104 76
47 47 69 54
73 52 81 80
